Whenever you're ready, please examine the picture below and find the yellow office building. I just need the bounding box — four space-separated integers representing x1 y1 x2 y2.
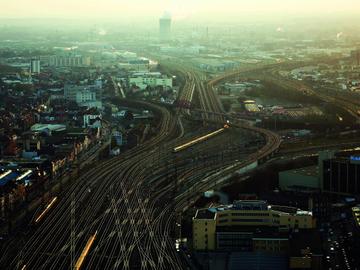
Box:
193 200 315 251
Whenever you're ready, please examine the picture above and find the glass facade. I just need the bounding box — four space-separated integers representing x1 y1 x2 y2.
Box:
323 159 360 194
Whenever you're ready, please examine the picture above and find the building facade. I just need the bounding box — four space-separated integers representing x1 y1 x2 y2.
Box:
30 59 41 74
49 54 91 67
193 200 315 251
76 90 96 104
159 16 171 41
129 76 173 90
322 157 360 194
64 85 99 101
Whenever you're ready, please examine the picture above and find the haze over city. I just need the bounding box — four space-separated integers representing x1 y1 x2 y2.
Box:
0 0 360 269
1 0 360 20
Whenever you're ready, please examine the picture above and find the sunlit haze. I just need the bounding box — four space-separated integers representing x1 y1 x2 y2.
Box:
1 0 360 21
1 0 360 269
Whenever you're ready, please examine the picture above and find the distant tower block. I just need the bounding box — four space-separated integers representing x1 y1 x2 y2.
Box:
30 59 41 74
159 12 171 41
350 49 360 66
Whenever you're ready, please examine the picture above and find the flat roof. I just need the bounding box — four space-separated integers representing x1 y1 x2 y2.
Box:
217 225 281 235
281 166 318 177
194 209 216 220
0 171 19 186
31 124 66 132
232 200 269 211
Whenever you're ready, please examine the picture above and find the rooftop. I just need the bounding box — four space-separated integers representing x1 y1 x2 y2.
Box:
231 200 269 211
194 209 216 220
31 124 66 133
194 200 312 220
282 166 318 177
0 170 19 186
0 169 33 187
216 225 281 235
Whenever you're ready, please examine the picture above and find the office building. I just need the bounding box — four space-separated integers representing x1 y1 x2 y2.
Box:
118 59 151 72
75 90 96 104
30 59 41 74
352 206 360 228
193 200 315 251
262 190 332 223
64 84 100 101
159 13 171 41
350 49 360 66
129 72 173 90
322 156 360 194
49 54 91 67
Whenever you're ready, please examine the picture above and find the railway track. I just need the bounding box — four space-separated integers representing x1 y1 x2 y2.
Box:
2 101 186 270
1 60 285 270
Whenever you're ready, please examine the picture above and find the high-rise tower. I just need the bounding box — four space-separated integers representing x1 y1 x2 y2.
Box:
30 59 41 74
159 13 171 41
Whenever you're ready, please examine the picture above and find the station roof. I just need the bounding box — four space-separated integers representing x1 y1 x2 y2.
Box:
31 124 66 133
0 171 19 186
0 169 33 187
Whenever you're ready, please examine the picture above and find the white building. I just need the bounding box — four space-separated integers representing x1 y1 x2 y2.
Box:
159 13 171 41
74 89 102 109
83 113 102 128
129 75 173 90
81 100 103 110
76 90 96 104
49 54 91 67
64 84 99 101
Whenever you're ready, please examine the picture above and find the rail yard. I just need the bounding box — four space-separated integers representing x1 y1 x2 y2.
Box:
2 57 359 270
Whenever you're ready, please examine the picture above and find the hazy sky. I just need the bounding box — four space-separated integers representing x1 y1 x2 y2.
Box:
1 0 359 20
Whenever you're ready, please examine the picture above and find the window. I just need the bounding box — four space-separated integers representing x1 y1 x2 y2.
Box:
232 219 266 222
231 212 269 217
